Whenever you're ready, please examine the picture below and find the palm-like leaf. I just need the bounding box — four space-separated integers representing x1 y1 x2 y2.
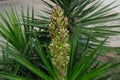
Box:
0 6 57 80
0 1 120 80
0 6 44 79
0 6 30 75
2 26 120 80
0 72 30 80
39 0 120 48
31 0 120 62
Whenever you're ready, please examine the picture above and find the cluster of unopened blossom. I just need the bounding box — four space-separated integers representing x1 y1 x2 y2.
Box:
48 5 70 77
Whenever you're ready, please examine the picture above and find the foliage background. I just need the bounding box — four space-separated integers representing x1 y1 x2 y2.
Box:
0 0 120 80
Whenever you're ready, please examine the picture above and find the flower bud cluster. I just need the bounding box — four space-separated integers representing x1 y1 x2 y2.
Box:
48 5 70 77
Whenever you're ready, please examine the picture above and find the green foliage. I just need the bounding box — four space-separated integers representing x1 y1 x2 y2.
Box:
0 0 120 80
113 48 120 55
41 0 120 50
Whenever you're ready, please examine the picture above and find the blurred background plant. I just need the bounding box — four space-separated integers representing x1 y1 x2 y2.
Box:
0 0 120 80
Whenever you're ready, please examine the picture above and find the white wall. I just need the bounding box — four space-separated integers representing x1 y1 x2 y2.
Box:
103 0 120 12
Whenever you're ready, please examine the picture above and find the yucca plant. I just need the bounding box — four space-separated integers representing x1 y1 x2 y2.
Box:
17 0 120 65
39 0 120 51
0 4 120 80
29 0 120 65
